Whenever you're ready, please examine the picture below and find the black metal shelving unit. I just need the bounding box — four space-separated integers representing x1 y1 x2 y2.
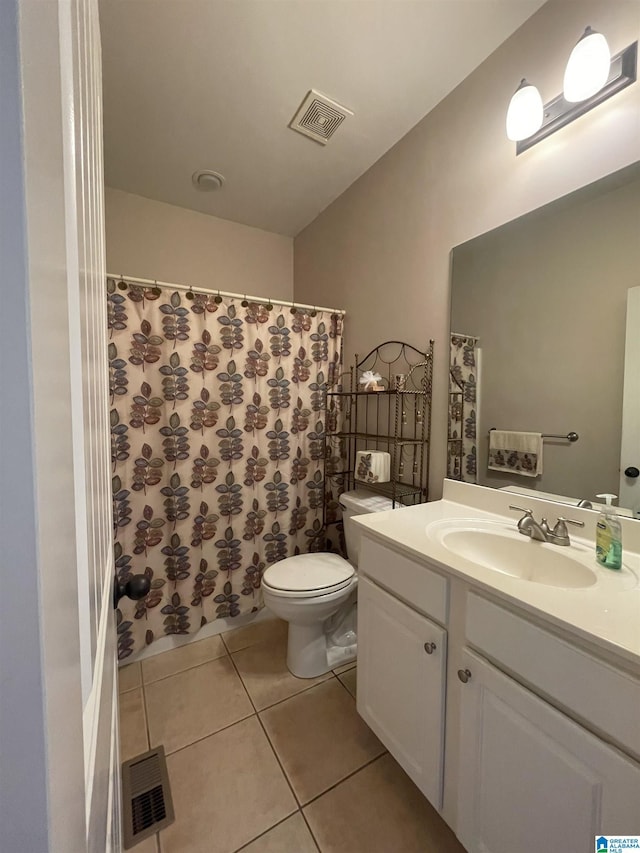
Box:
322 340 434 539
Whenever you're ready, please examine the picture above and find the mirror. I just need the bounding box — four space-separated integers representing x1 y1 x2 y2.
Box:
449 161 640 519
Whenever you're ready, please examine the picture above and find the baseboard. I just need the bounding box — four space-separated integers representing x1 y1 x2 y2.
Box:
119 606 275 666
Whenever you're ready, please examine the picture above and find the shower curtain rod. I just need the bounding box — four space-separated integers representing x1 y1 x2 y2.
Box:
107 272 346 316
451 332 479 341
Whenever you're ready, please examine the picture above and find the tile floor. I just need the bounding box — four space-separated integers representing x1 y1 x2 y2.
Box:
119 618 465 853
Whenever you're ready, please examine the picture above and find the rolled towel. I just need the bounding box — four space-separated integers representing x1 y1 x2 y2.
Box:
355 450 391 484
488 430 543 478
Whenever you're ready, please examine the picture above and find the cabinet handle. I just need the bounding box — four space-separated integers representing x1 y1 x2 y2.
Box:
423 641 437 654
457 668 472 684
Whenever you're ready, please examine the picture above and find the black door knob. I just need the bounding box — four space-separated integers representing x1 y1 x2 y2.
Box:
624 466 640 479
113 574 151 609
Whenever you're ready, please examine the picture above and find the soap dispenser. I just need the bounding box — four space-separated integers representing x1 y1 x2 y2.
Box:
595 493 622 570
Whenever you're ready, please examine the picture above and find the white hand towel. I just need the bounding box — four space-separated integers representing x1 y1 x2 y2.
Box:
488 430 543 478
355 450 391 484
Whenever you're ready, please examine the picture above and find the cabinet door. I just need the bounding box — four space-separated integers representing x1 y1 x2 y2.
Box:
456 649 640 853
357 575 446 809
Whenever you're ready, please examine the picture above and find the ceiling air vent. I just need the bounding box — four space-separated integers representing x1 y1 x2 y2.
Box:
289 90 353 145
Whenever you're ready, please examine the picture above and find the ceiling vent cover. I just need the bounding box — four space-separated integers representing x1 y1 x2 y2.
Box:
289 90 353 145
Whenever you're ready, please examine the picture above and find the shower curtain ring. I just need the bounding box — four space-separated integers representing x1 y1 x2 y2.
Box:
241 293 249 307
185 284 195 300
214 288 222 304
151 279 161 297
310 305 317 317
266 296 273 311
117 275 127 291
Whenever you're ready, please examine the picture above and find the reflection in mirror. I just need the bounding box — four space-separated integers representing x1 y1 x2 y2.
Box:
449 162 640 519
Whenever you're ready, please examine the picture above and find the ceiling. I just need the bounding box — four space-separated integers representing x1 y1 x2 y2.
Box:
100 0 546 237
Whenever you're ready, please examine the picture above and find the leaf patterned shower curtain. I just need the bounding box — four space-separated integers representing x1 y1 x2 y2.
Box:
108 279 344 659
448 334 477 482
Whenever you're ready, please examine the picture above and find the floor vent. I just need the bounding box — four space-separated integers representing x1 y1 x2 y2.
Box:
289 89 353 145
122 746 174 849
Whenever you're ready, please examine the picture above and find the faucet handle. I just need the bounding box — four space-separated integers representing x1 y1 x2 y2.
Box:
552 516 585 541
555 516 585 528
508 505 533 516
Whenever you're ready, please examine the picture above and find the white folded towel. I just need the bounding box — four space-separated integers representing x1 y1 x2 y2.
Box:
488 430 543 478
355 450 391 484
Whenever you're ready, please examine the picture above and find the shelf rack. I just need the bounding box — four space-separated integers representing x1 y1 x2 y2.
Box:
322 340 434 538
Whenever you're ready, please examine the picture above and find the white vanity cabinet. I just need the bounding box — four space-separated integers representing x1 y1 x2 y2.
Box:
456 649 640 853
357 574 447 809
356 531 640 852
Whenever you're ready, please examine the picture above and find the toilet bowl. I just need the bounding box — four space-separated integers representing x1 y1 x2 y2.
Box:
262 488 395 678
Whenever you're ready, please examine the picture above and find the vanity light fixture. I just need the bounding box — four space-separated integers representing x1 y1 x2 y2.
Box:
508 30 637 155
563 27 611 102
506 79 544 141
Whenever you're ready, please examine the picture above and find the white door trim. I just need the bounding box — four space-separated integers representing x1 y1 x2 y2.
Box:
1 0 118 849
620 286 640 515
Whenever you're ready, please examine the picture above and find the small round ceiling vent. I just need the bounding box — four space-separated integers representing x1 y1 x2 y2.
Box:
192 170 225 192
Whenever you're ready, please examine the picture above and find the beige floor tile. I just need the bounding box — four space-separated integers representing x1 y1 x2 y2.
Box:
260 679 384 804
304 754 465 853
145 657 253 754
332 661 356 675
142 634 227 684
338 667 357 698
222 616 287 654
118 661 142 693
232 633 331 711
237 813 318 853
160 717 296 853
119 687 148 762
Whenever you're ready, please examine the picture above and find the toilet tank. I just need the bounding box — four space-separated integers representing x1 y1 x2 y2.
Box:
338 489 395 568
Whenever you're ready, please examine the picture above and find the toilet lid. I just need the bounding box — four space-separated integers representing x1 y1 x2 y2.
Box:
262 553 354 594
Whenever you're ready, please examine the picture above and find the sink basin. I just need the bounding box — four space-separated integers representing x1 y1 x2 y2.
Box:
428 519 597 589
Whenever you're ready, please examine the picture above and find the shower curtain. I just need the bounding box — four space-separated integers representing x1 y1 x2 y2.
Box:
108 279 344 659
448 334 477 482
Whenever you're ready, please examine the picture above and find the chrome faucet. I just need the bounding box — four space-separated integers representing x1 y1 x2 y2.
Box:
510 506 547 541
508 505 584 546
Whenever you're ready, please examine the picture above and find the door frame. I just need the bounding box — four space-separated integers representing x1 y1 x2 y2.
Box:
0 0 114 849
620 285 640 514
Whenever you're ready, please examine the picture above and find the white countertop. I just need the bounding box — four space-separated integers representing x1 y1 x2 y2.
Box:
352 481 640 669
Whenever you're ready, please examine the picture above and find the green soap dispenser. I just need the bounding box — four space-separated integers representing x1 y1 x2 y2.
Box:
595 493 622 570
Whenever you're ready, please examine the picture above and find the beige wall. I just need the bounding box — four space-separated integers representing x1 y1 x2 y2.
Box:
294 0 640 500
452 171 640 501
105 187 293 301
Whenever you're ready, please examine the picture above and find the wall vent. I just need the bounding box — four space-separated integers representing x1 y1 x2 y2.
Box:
289 89 353 145
122 747 174 849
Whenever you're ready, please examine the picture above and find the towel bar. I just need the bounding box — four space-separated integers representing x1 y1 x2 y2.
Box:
488 429 579 443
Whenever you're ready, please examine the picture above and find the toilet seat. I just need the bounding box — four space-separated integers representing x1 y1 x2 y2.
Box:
262 553 355 599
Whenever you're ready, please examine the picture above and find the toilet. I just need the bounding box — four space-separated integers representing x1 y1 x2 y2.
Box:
261 488 395 678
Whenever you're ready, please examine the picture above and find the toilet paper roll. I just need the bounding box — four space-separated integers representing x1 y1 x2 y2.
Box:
355 450 391 484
